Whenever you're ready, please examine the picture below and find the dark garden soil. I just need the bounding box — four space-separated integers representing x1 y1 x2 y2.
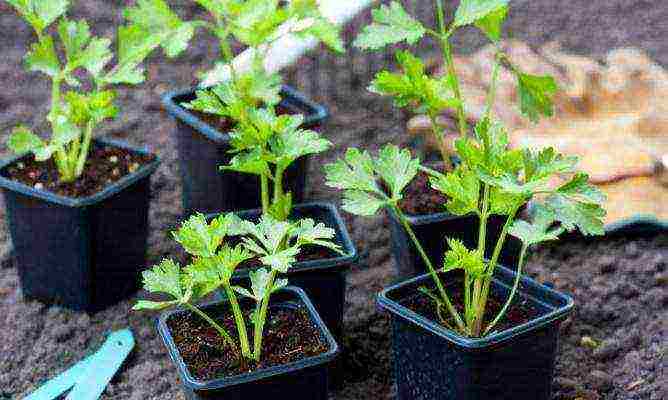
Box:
167 304 327 381
398 167 448 215
399 273 541 334
0 1 666 400
3 144 155 198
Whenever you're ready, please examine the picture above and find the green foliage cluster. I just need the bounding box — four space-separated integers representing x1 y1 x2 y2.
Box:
128 0 347 363
326 0 606 337
134 212 341 362
4 0 171 182
135 0 343 219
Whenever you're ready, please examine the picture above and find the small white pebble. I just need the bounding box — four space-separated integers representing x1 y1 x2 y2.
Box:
17 162 24 169
129 162 140 173
111 168 120 176
109 155 119 164
34 182 44 190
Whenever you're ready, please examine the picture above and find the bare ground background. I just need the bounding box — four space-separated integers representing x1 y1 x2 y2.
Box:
0 1 666 399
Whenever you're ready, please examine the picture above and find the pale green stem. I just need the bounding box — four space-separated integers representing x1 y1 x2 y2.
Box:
260 173 270 215
74 120 95 178
223 284 251 358
475 203 522 335
273 165 285 205
252 270 277 361
441 39 468 140
483 244 528 335
391 204 466 333
470 184 490 334
183 303 238 351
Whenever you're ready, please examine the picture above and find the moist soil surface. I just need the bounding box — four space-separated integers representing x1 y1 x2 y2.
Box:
0 1 666 400
3 144 154 198
398 273 541 334
167 303 327 381
398 166 447 215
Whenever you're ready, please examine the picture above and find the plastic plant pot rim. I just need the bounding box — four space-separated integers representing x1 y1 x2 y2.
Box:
377 264 574 350
207 202 359 274
156 285 340 391
0 137 161 208
161 85 329 145
388 204 465 227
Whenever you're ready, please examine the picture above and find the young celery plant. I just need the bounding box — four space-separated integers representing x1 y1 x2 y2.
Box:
353 0 558 166
130 0 344 220
4 0 180 183
325 139 605 338
134 212 341 363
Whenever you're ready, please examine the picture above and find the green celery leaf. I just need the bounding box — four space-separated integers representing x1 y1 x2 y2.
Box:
7 0 69 33
132 299 180 310
544 193 606 236
353 1 425 50
231 0 289 46
509 204 564 245
248 267 273 300
295 17 344 53
241 214 293 254
7 126 43 154
516 72 558 123
556 173 606 204
522 146 577 182
25 35 60 77
182 88 228 116
123 0 194 58
260 246 299 273
102 24 162 84
293 218 341 253
489 187 524 215
474 5 507 41
374 144 419 200
58 19 112 78
341 190 386 216
222 149 271 176
454 0 509 28
271 127 331 169
443 238 485 277
430 167 480 216
140 259 184 299
324 148 382 194
369 51 458 114
172 213 222 257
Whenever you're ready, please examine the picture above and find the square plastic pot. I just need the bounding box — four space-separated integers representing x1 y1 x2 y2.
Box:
209 202 357 341
162 85 328 216
157 286 339 400
388 209 522 279
377 265 574 400
0 137 160 312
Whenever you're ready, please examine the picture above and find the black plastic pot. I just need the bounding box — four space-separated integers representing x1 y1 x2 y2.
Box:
388 209 522 278
162 85 328 216
377 265 574 400
157 286 339 400
209 202 357 341
0 137 160 312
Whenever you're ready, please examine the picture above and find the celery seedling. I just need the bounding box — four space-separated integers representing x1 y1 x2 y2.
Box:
354 0 558 166
4 0 177 183
326 0 606 338
134 212 341 362
133 0 344 220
